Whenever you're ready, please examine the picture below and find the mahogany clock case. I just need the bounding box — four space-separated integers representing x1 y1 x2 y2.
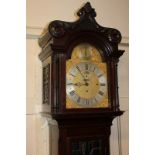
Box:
39 2 124 155
39 2 124 116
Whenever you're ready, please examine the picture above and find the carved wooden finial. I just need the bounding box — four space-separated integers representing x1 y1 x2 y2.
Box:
77 2 96 18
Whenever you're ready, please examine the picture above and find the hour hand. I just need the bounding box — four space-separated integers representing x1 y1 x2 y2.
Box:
67 82 87 87
74 82 87 86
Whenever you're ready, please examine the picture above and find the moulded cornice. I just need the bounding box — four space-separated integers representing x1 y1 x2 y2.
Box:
26 26 128 46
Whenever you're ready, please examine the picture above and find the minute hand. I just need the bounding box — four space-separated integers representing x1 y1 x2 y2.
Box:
76 66 86 80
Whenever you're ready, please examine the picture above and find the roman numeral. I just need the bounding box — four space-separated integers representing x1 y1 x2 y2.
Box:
70 90 75 96
93 97 98 103
76 65 81 72
93 67 96 72
67 83 73 85
85 99 89 105
98 91 104 96
98 74 103 78
70 73 75 77
100 83 106 86
85 64 89 70
77 97 81 103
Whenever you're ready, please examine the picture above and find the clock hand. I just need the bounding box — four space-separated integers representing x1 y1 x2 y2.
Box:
76 66 87 83
75 82 89 87
67 82 87 86
83 78 90 82
67 83 80 86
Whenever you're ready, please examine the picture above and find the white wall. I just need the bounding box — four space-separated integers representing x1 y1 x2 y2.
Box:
26 0 129 155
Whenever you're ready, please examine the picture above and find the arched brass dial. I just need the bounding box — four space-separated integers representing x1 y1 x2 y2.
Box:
66 43 108 108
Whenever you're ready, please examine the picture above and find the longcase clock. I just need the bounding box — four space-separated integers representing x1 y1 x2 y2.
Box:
39 2 124 155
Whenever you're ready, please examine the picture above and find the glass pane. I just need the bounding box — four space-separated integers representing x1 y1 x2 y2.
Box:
72 139 102 155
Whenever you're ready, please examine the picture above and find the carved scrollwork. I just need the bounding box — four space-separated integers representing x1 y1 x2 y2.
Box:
39 2 122 59
49 21 66 38
43 64 50 104
106 29 122 43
